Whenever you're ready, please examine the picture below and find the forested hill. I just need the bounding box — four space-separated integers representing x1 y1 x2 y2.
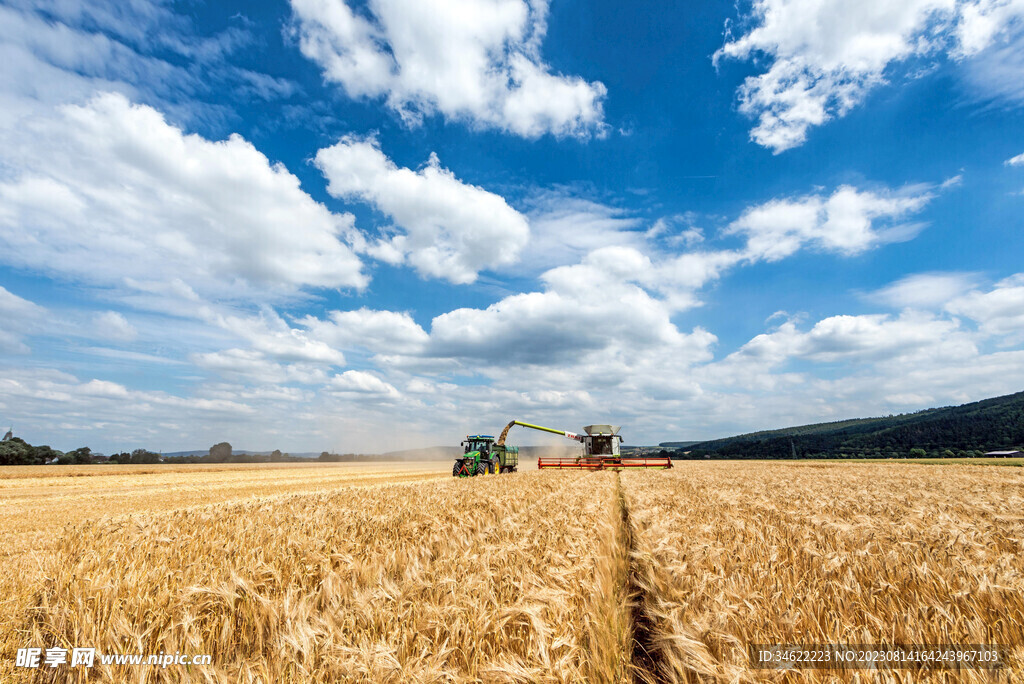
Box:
684 391 1024 459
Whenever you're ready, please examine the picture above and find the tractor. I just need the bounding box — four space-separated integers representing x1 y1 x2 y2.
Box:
453 434 519 477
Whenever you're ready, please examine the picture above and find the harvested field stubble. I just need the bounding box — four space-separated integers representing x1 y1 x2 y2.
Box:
6 471 625 683
621 463 1024 682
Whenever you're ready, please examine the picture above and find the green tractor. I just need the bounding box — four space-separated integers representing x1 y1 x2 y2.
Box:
453 434 519 477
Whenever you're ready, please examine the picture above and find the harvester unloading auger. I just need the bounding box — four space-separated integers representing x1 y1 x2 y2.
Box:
497 420 672 470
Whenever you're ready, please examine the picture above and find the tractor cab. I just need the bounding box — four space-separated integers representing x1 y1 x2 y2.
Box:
462 435 494 456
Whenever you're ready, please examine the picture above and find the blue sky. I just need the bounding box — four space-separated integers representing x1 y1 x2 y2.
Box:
0 0 1022 453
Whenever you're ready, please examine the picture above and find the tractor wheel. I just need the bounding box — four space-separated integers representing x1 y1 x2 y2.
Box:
453 461 462 477
489 459 497 475
475 461 487 476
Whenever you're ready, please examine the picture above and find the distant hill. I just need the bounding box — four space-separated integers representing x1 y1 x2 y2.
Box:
658 441 701 448
679 391 1024 459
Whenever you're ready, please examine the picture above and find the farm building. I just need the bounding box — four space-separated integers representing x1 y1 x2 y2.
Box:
984 450 1022 457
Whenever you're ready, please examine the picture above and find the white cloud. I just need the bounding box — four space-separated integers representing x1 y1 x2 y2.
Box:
0 285 45 321
729 314 948 366
642 250 745 310
647 214 706 248
0 286 47 354
871 271 980 308
0 171 958 450
289 0 606 138
329 370 400 398
494 182 934 315
728 184 934 260
961 28 1024 104
0 2 265 135
425 247 697 364
332 181 941 369
79 378 131 399
300 308 429 355
78 347 184 366
955 0 1024 56
0 93 367 302
315 136 529 283
716 0 1024 152
519 191 645 272
946 273 1024 341
0 367 256 445
94 311 138 342
1006 151 1024 165
210 309 346 365
0 4 190 131
3 0 220 56
797 313 971 362
192 348 327 385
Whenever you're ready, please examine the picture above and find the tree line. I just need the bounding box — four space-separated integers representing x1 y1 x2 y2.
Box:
0 439 309 466
0 439 163 466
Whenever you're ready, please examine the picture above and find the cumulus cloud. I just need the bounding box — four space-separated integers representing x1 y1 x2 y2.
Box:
289 0 606 138
426 246 711 364
315 136 529 283
728 184 935 260
0 93 366 301
736 312 972 364
300 308 429 355
317 180 939 369
210 309 346 365
329 370 400 398
955 0 1024 57
716 0 1024 152
946 273 1024 342
1007 151 1024 165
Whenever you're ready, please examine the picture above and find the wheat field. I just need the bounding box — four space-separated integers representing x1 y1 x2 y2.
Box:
622 463 1024 682
2 461 1022 682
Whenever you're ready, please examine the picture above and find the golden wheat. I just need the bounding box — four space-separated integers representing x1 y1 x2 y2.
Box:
1 462 447 681
5 470 622 683
3 461 1022 682
1 461 447 563
621 462 1024 682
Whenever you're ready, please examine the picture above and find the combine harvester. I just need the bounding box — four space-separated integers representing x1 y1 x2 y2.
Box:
496 421 672 471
